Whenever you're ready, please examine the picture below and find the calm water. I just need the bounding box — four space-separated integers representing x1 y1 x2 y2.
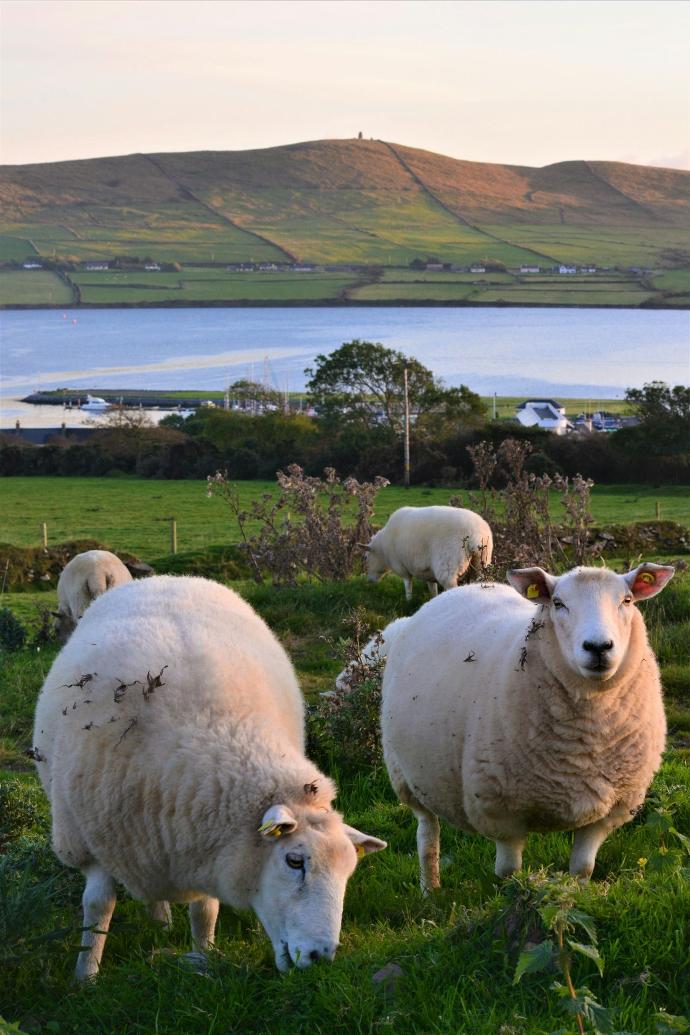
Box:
1 306 688 424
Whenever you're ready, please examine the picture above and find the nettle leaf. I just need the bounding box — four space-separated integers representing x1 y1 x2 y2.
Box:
568 908 598 943
567 939 605 976
513 940 555 984
582 997 616 1034
656 1013 690 1034
669 827 690 856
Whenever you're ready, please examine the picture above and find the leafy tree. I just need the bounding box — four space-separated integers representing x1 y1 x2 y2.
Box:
228 379 284 413
616 381 690 457
305 340 485 437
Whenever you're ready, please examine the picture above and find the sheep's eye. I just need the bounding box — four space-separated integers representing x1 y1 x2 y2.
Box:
553 598 567 610
285 853 304 870
623 596 633 605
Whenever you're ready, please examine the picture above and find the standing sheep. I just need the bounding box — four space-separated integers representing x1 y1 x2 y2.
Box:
32 576 385 980
381 563 673 890
365 506 493 601
54 549 132 644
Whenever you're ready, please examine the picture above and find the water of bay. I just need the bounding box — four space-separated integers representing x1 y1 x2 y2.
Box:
1 306 688 425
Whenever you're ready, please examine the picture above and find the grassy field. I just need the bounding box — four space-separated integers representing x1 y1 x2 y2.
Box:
1 478 688 562
1 510 689 1032
69 269 360 304
0 270 74 305
2 264 686 306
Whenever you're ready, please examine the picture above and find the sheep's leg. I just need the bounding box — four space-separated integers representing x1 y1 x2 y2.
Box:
189 896 220 951
494 838 525 877
410 803 441 894
75 866 117 981
149 900 172 928
426 581 439 598
403 577 413 602
569 819 611 879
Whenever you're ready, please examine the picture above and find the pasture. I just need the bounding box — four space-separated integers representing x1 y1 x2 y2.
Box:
1 478 688 561
0 473 689 1033
0 270 74 306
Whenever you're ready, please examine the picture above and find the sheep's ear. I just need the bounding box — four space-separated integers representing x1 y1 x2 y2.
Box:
624 563 675 601
507 567 556 603
258 805 298 839
342 824 387 858
354 542 371 551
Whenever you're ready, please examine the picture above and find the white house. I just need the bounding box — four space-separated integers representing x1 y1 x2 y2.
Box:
22 261 43 269
144 262 161 271
84 262 109 271
520 265 540 274
515 399 571 435
469 265 486 274
559 265 577 274
580 266 596 274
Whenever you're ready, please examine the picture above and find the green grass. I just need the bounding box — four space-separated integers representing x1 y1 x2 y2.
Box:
0 270 74 305
1 479 688 562
1 563 689 1033
481 225 690 269
71 269 360 304
0 234 36 261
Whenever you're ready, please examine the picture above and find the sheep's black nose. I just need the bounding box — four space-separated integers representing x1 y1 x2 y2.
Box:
309 949 321 962
583 640 613 655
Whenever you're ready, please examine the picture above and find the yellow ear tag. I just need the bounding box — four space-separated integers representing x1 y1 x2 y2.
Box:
526 583 540 599
638 571 655 584
258 821 282 837
356 844 366 859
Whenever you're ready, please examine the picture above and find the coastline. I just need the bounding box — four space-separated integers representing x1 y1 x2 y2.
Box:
1 298 686 312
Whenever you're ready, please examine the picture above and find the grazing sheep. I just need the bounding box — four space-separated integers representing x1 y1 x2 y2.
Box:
32 576 385 980
333 616 410 693
365 506 493 601
381 563 673 890
54 550 132 643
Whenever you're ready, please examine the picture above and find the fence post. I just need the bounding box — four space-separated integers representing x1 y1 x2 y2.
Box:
41 522 48 547
170 519 177 554
655 501 661 520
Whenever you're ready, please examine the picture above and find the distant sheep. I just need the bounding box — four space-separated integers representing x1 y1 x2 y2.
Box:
333 616 410 693
54 550 132 643
365 506 493 601
382 563 673 889
33 575 385 980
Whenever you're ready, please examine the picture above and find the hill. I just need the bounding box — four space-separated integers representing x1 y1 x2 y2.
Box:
1 138 689 270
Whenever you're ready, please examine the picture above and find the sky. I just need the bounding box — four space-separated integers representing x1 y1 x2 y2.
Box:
1 0 689 169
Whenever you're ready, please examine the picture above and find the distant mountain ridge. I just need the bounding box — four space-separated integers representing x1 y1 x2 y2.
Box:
1 138 689 267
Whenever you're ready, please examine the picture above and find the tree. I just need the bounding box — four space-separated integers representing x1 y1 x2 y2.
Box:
228 379 284 413
305 340 485 437
617 381 690 456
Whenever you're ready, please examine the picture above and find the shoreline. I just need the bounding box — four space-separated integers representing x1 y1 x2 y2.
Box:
1 298 686 312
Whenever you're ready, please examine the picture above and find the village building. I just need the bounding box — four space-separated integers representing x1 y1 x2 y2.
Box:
558 265 577 274
22 260 43 269
84 261 109 271
469 265 486 274
515 398 571 435
520 265 541 273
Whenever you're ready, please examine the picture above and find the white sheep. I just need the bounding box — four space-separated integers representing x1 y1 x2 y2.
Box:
32 575 385 980
333 616 410 693
54 549 132 643
381 563 673 890
365 506 493 601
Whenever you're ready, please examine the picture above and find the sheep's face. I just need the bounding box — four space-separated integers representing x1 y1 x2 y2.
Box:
52 610 76 645
366 546 387 582
508 563 674 683
252 804 385 971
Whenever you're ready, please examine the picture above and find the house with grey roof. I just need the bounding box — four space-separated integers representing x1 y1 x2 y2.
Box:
515 399 571 435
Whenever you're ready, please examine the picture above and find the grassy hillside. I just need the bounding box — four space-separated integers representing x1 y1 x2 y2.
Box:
1 139 688 274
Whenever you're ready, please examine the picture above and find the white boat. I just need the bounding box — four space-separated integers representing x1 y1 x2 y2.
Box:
80 394 111 411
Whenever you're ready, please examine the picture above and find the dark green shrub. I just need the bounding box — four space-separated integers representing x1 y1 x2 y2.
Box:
0 609 26 652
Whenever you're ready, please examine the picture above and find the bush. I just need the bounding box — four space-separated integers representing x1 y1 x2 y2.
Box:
0 609 26 652
207 465 389 585
308 608 384 775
